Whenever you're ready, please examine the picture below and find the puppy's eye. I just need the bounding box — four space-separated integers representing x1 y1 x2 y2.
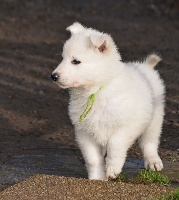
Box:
72 59 81 65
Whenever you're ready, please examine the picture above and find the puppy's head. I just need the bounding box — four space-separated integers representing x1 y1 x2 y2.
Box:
51 22 121 89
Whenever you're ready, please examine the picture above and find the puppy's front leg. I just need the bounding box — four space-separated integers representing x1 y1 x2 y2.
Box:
106 127 139 180
76 131 106 180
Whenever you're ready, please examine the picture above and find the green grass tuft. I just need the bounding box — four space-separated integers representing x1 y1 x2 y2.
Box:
115 172 127 182
157 187 179 200
135 169 171 185
115 169 172 187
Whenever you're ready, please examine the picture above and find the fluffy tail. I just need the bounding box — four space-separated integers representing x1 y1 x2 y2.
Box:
145 54 161 68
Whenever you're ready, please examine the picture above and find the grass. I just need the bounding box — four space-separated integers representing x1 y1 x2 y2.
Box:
135 169 171 185
116 169 171 186
115 172 127 182
116 170 178 200
157 187 179 200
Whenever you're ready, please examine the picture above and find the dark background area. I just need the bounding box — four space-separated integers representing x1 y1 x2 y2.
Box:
0 0 178 186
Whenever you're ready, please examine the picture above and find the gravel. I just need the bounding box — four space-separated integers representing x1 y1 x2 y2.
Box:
0 174 176 200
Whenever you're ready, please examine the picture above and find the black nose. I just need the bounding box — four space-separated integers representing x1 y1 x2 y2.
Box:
51 73 59 82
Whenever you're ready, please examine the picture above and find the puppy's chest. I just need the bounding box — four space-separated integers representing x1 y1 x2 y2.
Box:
69 93 119 145
69 94 113 123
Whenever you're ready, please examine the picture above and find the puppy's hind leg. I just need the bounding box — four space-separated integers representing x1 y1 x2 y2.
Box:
139 105 164 171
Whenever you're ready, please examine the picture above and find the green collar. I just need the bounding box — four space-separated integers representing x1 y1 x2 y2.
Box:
79 86 103 122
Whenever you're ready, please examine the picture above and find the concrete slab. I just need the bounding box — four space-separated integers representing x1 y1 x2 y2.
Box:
0 152 178 186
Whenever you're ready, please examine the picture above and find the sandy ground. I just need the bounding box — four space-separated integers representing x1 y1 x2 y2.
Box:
0 0 178 195
0 174 177 200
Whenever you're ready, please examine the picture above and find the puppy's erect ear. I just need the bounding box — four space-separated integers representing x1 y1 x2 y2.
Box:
90 34 108 53
66 22 85 34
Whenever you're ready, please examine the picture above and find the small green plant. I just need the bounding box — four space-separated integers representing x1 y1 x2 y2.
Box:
171 157 177 162
135 169 171 185
115 172 127 182
157 187 179 200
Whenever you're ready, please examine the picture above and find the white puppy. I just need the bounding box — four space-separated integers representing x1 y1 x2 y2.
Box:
51 22 165 181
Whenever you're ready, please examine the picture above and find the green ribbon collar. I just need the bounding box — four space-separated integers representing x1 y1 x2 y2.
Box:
79 86 103 122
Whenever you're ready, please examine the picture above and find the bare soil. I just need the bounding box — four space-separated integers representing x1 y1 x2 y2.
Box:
0 0 178 192
0 174 177 200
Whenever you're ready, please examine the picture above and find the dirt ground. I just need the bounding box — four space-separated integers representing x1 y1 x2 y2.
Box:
0 0 178 190
0 174 177 200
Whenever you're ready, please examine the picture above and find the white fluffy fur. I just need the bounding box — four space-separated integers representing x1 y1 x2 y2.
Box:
52 22 165 180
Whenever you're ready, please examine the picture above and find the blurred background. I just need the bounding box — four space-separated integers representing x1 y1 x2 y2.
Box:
0 0 178 189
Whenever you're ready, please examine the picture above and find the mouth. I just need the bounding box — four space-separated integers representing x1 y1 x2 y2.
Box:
59 84 70 89
52 80 82 89
54 81 70 89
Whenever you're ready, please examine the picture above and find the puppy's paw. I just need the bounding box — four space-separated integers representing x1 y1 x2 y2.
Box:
145 157 163 171
106 166 121 180
89 172 107 181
